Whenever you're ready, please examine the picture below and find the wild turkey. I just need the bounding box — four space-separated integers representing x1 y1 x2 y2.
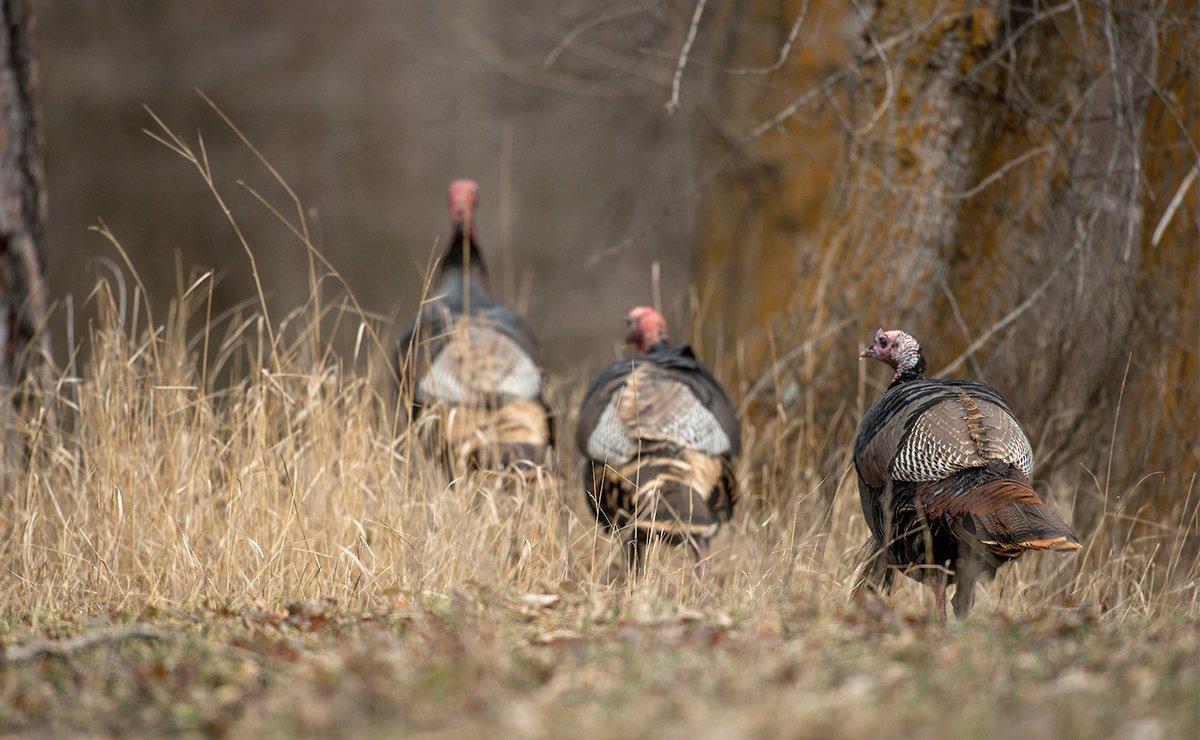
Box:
576 307 739 573
854 327 1081 619
398 179 552 474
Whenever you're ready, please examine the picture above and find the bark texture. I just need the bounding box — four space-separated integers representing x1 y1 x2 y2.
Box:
698 0 1196 518
0 0 48 394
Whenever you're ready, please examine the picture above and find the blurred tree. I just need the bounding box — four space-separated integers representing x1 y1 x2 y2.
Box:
697 0 1197 519
0 0 49 394
695 0 852 365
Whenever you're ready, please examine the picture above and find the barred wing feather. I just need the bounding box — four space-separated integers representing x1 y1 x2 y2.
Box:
583 364 732 463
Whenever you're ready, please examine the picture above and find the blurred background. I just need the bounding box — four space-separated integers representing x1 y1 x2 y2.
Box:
39 1 707 369
31 1 1199 520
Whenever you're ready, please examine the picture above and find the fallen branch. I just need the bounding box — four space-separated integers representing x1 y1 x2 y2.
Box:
1 623 169 666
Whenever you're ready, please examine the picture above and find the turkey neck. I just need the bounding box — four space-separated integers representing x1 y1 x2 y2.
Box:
439 224 491 305
889 354 927 389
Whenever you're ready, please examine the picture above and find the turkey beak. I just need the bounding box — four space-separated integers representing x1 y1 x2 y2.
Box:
860 345 875 359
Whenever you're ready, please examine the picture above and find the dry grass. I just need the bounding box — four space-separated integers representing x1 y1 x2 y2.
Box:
0 267 1194 735
6 271 1194 617
0 109 1196 736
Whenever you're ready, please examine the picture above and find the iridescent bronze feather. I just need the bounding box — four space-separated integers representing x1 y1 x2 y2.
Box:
577 341 739 572
855 329 1079 618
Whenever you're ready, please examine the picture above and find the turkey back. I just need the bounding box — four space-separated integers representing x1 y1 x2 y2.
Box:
577 344 739 542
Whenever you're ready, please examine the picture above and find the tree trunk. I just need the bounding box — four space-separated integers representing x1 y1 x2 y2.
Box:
697 0 1195 518
0 0 49 394
1022 2 1158 528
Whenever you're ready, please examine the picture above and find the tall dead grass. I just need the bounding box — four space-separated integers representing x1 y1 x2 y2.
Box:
0 104 1194 633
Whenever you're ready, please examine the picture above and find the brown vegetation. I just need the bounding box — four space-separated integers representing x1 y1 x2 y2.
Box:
0 100 1195 725
0 1 1196 734
697 0 1198 537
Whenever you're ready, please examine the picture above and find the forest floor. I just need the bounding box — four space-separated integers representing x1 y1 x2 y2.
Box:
2 586 1196 736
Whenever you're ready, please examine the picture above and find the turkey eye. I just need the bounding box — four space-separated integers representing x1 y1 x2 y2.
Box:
878 337 888 347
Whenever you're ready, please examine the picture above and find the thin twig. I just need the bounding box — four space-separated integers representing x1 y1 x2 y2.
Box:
543 1 661 68
739 318 853 414
1151 163 1198 247
851 0 894 137
936 268 983 377
941 146 1056 201
665 0 708 115
724 0 810 75
743 68 850 142
1104 353 1134 501
934 261 1065 378
594 8 967 264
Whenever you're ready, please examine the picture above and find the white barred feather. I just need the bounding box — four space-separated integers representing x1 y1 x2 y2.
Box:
585 370 731 463
417 321 541 404
891 398 1033 482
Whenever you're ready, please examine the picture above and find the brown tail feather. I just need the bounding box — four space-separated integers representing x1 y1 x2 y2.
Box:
937 477 1081 554
595 444 734 541
928 477 1043 516
425 398 551 473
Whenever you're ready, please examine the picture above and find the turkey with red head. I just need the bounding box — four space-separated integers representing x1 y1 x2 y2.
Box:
853 327 1080 619
576 307 739 573
398 180 552 474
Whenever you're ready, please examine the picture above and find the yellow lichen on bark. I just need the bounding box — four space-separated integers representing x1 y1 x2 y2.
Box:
695 0 1197 512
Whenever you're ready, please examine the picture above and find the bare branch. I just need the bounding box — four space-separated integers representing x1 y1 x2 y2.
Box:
850 0 894 137
934 263 1065 378
543 1 661 68
665 0 708 115
1151 163 1198 247
724 0 811 76
739 319 853 415
740 9 970 144
742 68 850 143
458 20 649 99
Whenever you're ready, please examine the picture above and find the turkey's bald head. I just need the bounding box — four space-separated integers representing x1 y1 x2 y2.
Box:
861 327 925 383
626 307 669 354
447 179 479 227
441 179 488 289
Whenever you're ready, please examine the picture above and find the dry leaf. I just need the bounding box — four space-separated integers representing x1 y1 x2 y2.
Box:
522 593 560 609
535 629 580 645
